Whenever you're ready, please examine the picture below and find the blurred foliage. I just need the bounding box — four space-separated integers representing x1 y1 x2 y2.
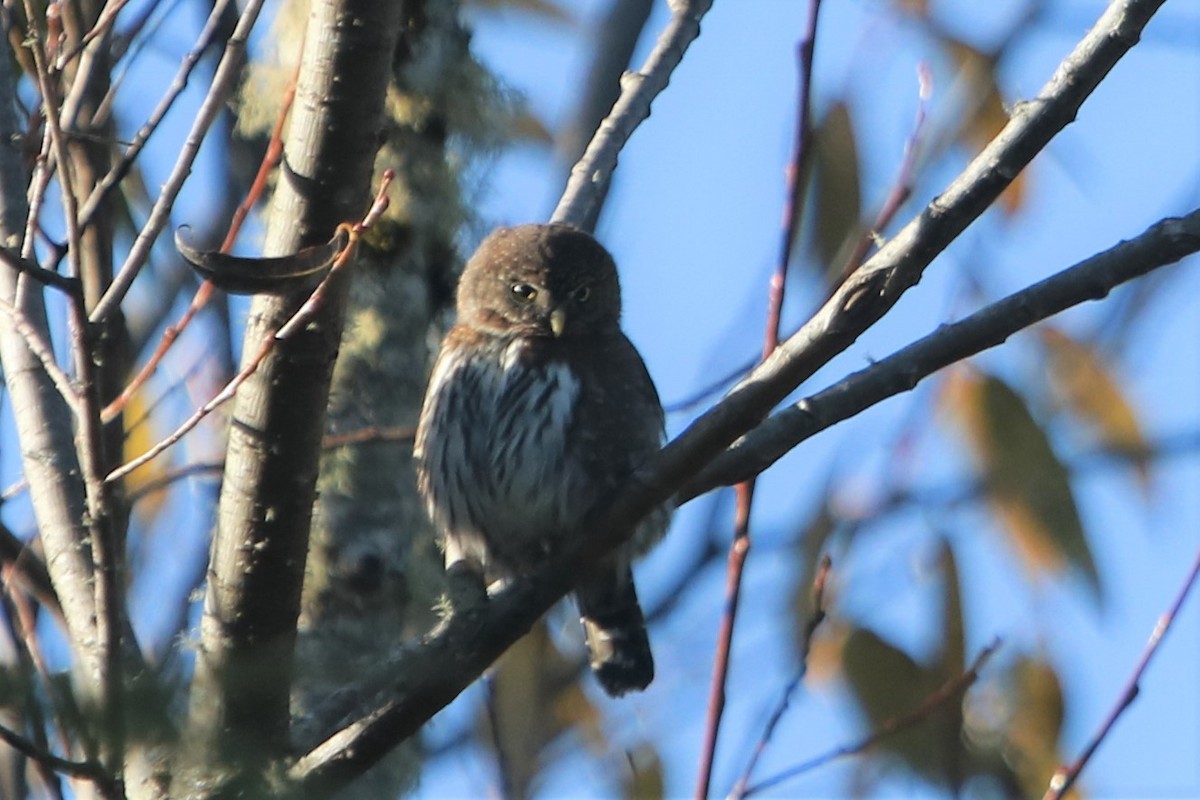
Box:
1040 326 1152 489
810 102 863 285
482 622 603 799
945 369 1101 602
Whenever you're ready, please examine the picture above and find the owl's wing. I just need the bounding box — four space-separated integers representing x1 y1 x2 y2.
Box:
569 332 665 488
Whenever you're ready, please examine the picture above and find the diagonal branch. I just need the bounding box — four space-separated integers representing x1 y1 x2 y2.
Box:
1042 543 1200 800
552 0 714 229
285 1 1169 793
680 208 1200 499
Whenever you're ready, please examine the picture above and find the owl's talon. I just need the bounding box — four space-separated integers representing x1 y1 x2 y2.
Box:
445 562 488 612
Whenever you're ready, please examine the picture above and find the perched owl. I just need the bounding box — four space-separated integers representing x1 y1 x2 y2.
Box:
414 223 670 696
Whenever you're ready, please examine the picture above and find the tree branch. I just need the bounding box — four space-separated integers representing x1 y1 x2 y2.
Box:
551 0 714 228
0 15 103 737
680 208 1200 500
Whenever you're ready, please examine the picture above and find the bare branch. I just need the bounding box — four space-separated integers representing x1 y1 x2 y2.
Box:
182 2 403 787
0 720 112 789
551 0 714 228
0 15 102 736
681 208 1200 500
697 4 824 796
729 555 832 800
77 0 238 232
0 297 82 416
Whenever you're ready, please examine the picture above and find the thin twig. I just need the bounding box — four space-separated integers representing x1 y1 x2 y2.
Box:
0 247 81 293
744 639 1001 796
666 63 931 416
19 7 125 780
833 62 932 286
1042 545 1200 800
89 0 267 322
695 5 823 796
0 719 113 787
77 0 237 233
125 460 224 505
322 425 416 450
729 556 831 800
101 60 297 421
54 0 134 72
552 0 714 228
105 171 393 484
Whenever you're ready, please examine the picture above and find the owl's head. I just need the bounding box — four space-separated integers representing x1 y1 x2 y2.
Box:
456 223 623 338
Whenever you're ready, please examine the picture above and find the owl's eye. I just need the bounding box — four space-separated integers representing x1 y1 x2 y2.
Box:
511 283 538 302
573 286 591 303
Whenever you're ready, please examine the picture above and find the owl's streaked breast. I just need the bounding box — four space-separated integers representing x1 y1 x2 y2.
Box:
416 336 588 574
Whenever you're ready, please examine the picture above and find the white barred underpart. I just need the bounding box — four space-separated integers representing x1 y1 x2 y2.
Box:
418 338 585 575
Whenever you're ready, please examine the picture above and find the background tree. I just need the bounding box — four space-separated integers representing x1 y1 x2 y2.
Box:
0 1 1196 799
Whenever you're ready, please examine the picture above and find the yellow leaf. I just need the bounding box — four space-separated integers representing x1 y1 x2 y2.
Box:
622 744 664 800
1040 327 1151 491
943 38 1026 215
945 370 1100 601
841 627 966 790
122 390 167 524
790 500 837 657
482 621 598 797
810 102 863 283
1006 658 1065 783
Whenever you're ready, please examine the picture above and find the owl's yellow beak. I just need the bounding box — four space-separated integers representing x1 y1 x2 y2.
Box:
550 308 567 337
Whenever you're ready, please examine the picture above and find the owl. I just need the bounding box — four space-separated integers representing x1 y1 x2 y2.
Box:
414 223 670 696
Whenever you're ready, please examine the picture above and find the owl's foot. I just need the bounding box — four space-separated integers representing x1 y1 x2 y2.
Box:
445 561 488 613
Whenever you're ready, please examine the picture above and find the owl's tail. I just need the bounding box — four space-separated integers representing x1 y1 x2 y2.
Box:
576 566 654 696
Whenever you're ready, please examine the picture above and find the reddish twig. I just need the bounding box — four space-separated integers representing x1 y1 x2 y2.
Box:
729 555 832 800
104 170 394 484
1042 545 1200 800
746 638 1001 797
101 65 298 422
322 424 416 450
695 5 823 798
